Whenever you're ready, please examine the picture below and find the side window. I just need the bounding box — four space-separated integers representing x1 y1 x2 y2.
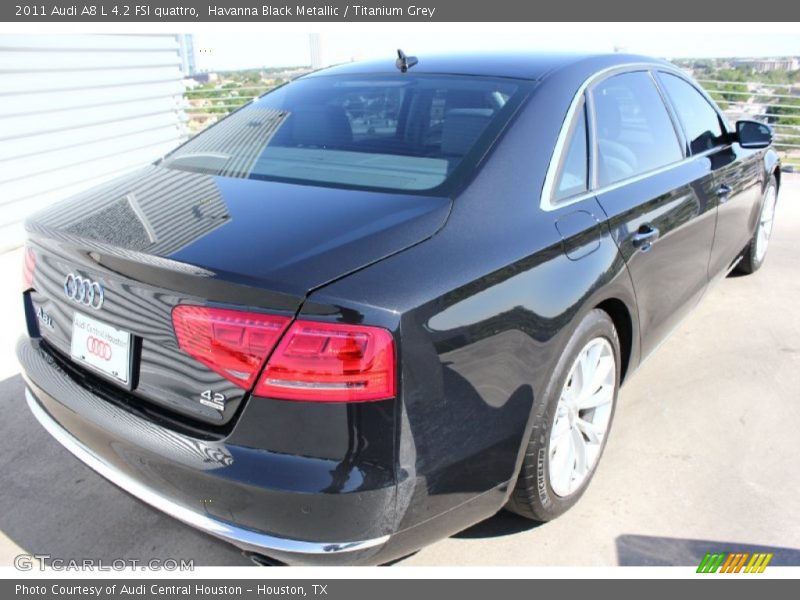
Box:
593 71 683 187
658 73 726 155
554 102 588 202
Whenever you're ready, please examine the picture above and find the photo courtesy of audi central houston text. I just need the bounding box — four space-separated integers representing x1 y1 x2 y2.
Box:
17 51 781 566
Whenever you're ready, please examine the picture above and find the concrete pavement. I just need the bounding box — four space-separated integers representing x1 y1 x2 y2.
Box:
1 175 798 567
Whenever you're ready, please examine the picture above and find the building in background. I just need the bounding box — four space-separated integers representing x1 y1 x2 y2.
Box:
309 33 323 69
178 34 197 76
733 57 800 73
0 34 192 250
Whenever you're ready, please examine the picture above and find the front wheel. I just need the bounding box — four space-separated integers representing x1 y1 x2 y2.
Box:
735 175 778 275
506 309 621 521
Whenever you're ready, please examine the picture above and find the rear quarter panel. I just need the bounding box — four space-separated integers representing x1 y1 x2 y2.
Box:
302 72 641 540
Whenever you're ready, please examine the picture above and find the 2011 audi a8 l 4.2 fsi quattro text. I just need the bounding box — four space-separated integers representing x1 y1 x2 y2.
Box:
18 51 780 565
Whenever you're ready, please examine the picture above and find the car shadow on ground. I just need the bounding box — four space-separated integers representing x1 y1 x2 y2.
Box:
452 510 543 539
616 534 800 566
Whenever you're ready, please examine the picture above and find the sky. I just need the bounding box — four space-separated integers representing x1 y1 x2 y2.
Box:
191 23 800 71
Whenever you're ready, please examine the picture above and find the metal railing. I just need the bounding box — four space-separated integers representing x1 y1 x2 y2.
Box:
183 84 282 134
697 79 800 162
181 77 800 165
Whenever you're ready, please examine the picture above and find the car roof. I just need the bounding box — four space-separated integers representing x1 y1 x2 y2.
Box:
305 51 671 82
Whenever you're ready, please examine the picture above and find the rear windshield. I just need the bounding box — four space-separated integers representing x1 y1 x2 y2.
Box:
161 74 529 194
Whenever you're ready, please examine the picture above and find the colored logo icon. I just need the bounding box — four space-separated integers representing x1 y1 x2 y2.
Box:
697 552 773 573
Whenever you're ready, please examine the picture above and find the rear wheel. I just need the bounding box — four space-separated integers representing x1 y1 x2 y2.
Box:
506 309 620 521
736 175 778 275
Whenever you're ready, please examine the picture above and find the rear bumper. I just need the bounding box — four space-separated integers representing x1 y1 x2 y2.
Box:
25 388 388 557
17 336 394 565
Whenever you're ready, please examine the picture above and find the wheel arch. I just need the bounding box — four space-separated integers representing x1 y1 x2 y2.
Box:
594 297 634 384
764 148 781 194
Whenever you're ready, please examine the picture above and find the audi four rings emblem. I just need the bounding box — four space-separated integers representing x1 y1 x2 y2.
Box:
86 336 112 361
64 273 104 309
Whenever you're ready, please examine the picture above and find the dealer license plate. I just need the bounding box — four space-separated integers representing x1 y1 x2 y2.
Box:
70 312 132 385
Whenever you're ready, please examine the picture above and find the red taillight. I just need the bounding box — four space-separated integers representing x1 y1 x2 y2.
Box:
172 305 290 389
255 320 396 402
22 246 35 290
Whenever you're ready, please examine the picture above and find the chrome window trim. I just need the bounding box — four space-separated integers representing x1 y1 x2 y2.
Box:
586 87 599 190
540 62 710 212
546 145 723 206
551 96 589 203
648 70 690 159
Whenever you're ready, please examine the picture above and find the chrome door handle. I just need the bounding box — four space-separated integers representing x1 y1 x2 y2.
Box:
717 184 733 203
631 224 660 251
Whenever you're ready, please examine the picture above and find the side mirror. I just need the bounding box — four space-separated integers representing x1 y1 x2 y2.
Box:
736 120 773 149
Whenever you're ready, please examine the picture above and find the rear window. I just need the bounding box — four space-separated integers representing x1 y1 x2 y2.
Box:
162 74 528 194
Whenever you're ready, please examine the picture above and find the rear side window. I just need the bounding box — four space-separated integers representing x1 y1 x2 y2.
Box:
593 71 683 187
658 73 727 155
554 102 588 202
162 74 527 194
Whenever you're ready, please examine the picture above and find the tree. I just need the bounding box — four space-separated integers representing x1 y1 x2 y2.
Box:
705 68 749 110
768 96 800 147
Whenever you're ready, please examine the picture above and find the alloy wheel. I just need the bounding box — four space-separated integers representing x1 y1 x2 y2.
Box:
548 337 616 497
755 185 778 263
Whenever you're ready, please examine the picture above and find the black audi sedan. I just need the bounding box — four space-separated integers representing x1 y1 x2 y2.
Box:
18 51 780 565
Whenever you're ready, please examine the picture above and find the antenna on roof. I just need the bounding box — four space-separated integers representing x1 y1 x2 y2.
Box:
395 49 418 73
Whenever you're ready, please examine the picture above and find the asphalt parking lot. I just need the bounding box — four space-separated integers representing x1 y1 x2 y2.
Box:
1 175 799 567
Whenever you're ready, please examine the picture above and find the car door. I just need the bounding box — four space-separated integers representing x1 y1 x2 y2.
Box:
655 71 764 280
589 70 718 359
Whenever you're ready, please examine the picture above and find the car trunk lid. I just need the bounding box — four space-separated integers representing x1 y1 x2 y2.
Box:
25 165 450 426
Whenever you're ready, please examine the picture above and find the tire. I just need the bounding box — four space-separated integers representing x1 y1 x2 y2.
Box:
735 174 778 275
506 309 621 521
